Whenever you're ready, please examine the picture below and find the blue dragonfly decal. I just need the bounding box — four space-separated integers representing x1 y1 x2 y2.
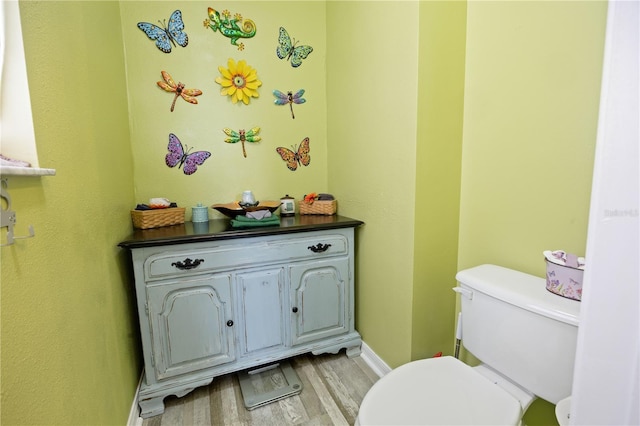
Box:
273 89 306 119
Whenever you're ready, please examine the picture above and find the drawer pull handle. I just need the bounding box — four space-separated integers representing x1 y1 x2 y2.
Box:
292 307 299 313
308 243 331 253
226 320 234 327
171 258 204 270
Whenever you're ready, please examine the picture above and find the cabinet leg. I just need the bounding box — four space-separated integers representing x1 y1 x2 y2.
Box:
346 344 362 358
138 395 166 418
311 335 363 358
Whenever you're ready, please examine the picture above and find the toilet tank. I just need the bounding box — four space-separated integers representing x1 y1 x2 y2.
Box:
456 264 580 404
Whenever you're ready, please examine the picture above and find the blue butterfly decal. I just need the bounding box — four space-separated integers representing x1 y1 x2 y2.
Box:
276 27 313 68
137 10 188 53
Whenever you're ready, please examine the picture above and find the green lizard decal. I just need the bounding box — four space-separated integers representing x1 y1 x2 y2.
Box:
205 7 256 50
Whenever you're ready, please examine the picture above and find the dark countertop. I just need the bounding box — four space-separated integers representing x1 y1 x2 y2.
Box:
119 215 364 249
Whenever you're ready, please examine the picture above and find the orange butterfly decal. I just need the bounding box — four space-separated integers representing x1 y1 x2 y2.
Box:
157 70 202 112
276 137 310 171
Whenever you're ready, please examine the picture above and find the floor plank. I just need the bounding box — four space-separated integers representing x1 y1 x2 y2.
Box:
141 351 378 425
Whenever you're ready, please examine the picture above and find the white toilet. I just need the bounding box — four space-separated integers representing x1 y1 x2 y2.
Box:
356 264 580 425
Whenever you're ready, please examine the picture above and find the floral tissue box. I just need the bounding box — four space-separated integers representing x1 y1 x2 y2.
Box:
544 250 585 301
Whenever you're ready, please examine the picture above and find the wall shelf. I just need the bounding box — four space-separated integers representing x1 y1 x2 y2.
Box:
0 166 56 177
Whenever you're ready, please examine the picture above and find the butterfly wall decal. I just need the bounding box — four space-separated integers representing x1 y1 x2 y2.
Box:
165 133 211 175
276 137 310 171
223 127 261 158
273 89 306 119
157 71 202 112
276 27 313 68
137 10 188 53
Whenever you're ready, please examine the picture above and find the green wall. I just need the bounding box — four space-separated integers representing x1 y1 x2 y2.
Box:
412 0 467 360
1 2 139 425
325 0 464 368
327 1 420 368
459 1 608 275
458 1 608 424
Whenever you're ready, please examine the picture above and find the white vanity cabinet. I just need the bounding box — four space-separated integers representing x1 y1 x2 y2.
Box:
119 215 363 418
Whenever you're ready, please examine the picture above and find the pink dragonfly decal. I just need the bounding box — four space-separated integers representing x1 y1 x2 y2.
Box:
273 89 306 119
157 71 202 112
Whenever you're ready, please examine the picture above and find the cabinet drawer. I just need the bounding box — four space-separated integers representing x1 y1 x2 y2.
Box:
144 233 348 280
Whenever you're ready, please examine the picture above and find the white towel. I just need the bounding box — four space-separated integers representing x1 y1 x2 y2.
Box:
543 250 585 270
246 210 272 220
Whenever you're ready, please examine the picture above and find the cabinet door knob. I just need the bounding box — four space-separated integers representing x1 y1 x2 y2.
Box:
226 320 234 327
171 258 204 270
292 307 299 313
308 243 331 253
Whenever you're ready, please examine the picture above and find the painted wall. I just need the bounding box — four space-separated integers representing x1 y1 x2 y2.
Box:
1 2 140 425
119 1 328 215
411 1 467 360
459 1 607 275
458 1 608 424
326 1 420 368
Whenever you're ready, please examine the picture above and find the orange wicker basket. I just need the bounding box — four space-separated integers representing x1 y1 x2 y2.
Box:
131 207 186 229
298 200 337 215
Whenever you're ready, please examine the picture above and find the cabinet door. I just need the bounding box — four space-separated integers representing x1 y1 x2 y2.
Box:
147 274 235 380
289 258 349 345
237 268 286 354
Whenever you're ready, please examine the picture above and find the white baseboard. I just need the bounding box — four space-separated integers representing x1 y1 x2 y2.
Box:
359 341 392 378
127 373 143 426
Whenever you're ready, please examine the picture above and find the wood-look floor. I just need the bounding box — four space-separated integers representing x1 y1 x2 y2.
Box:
142 351 379 426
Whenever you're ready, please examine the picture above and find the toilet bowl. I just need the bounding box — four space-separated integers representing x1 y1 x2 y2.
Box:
355 356 523 426
355 265 580 426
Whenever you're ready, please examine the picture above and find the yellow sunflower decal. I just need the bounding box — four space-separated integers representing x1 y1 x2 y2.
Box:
215 58 262 105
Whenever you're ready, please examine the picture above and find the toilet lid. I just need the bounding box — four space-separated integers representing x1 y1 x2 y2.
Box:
357 356 522 425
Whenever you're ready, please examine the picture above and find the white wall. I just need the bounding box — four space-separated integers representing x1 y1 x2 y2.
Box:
570 1 640 424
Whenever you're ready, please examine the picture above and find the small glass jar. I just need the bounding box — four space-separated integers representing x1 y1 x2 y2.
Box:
192 203 209 222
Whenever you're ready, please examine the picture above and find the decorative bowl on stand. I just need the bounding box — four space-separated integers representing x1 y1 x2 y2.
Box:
211 201 281 219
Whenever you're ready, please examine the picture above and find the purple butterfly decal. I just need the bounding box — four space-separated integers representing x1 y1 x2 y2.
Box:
165 133 211 175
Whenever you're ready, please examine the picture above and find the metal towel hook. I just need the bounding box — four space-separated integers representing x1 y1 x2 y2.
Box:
1 178 36 247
